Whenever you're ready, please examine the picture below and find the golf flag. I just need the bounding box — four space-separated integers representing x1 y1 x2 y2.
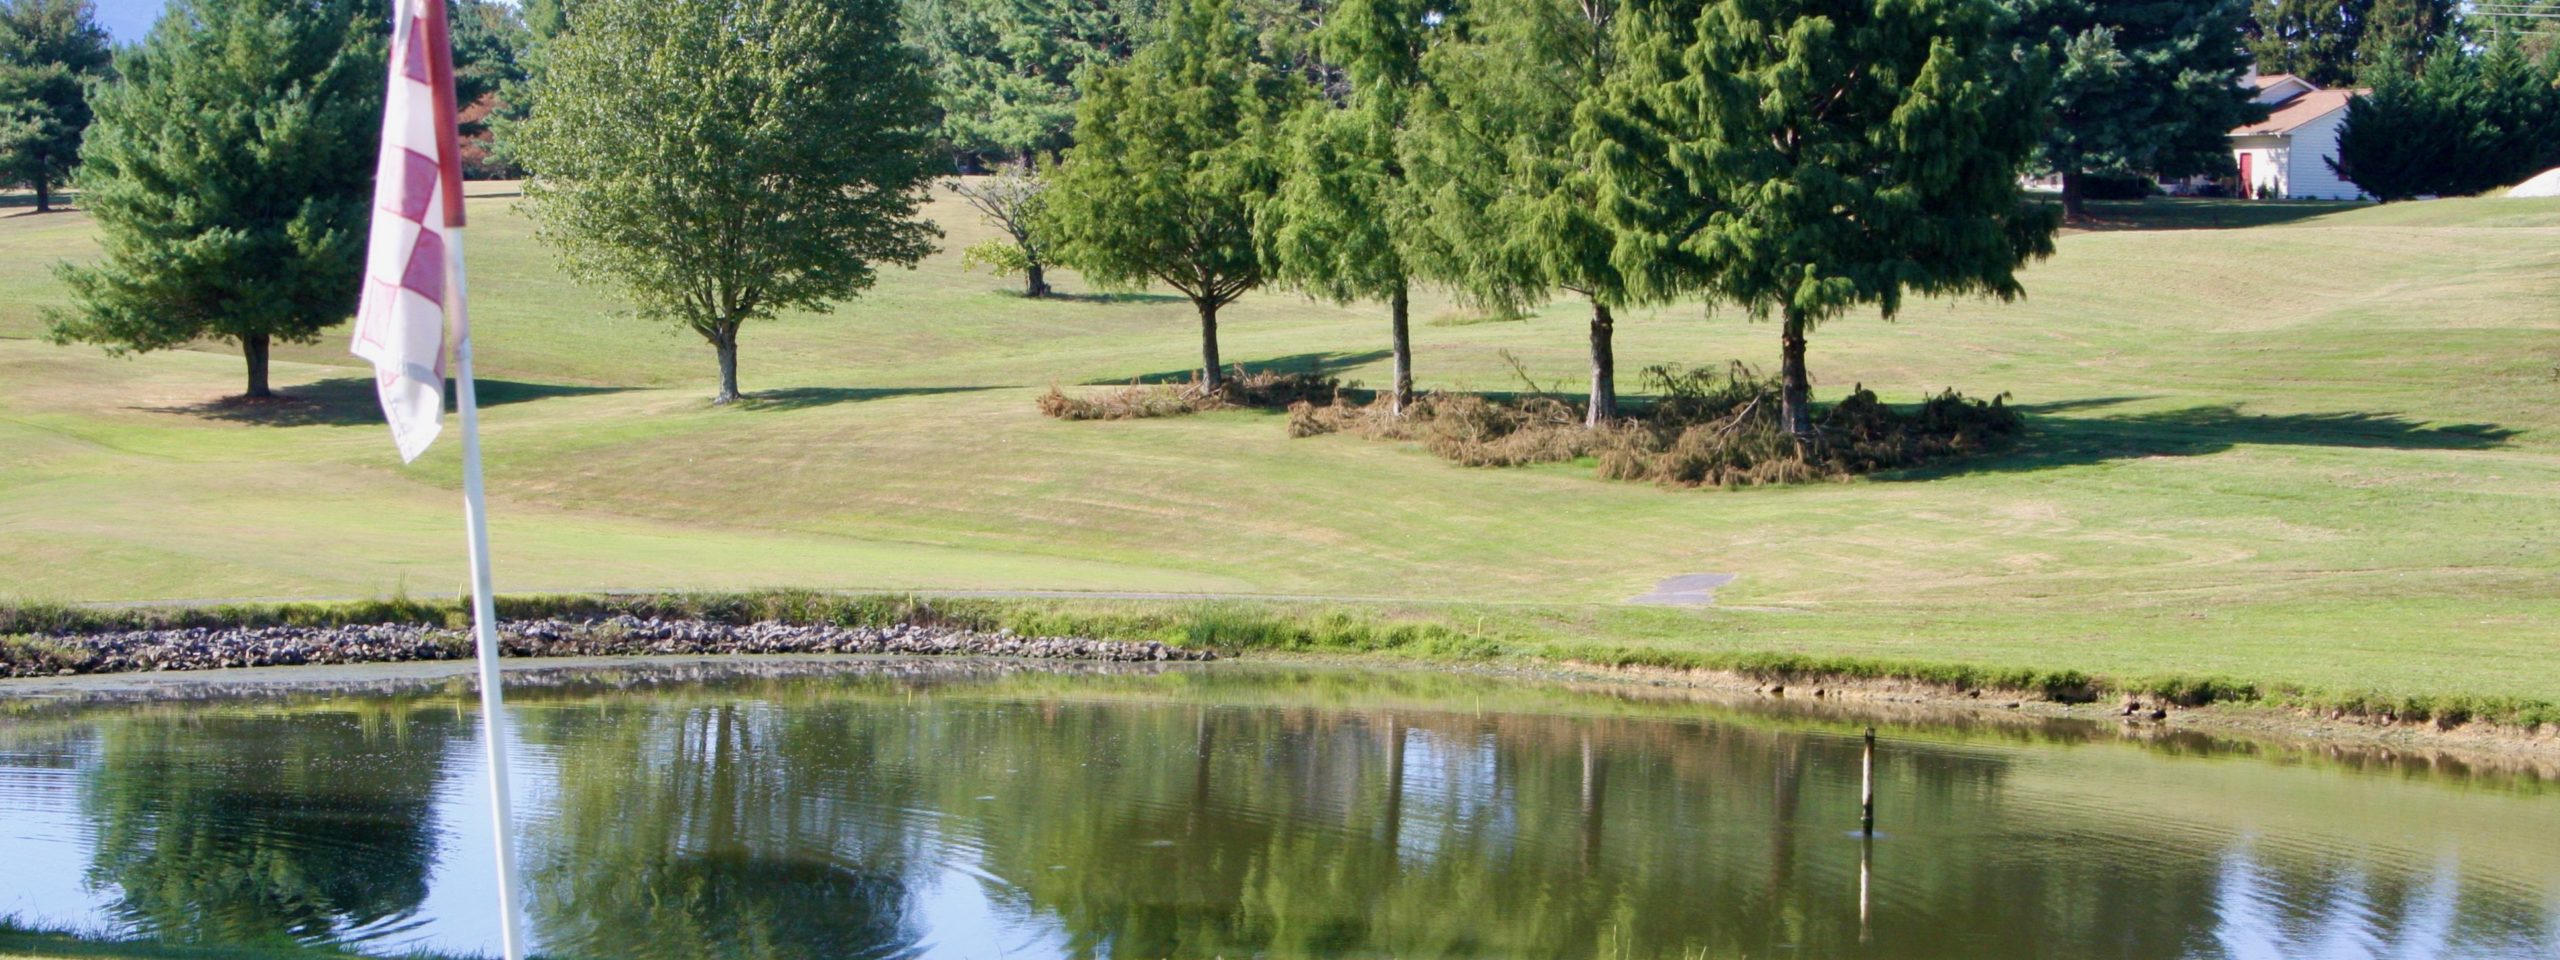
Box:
352 0 468 462
352 4 529 958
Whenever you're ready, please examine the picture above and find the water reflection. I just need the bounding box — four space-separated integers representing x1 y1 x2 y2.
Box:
0 660 2552 960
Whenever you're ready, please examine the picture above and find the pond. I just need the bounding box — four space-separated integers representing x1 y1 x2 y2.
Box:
1 658 2555 959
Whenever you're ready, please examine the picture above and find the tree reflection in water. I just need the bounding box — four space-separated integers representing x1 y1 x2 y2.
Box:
13 663 2555 960
79 705 464 948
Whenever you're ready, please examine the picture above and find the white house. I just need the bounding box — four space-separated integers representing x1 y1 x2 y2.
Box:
2229 72 2367 200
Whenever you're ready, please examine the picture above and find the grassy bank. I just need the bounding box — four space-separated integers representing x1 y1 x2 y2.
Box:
4 185 2558 723
8 590 2555 731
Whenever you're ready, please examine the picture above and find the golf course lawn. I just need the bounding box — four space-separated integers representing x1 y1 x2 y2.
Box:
3 183 2557 706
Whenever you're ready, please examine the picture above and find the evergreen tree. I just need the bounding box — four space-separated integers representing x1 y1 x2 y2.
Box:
2331 36 2560 199
1260 0 1436 413
906 0 1153 168
2012 0 2264 220
0 0 111 213
1587 0 2060 438
2245 0 2426 86
2355 0 2450 78
1040 0 1305 389
511 0 943 404
45 0 380 399
1406 0 1636 425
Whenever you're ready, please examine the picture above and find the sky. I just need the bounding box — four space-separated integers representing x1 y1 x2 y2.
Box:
93 0 162 43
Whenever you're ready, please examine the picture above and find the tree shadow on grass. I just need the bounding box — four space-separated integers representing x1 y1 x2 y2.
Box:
2055 198 2363 232
1042 290 1188 305
1892 397 2519 480
733 385 1006 412
1086 349 1394 386
146 376 632 427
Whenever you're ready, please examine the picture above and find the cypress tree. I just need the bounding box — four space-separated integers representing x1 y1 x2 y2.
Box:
1406 0 1637 426
1260 0 1436 414
1588 0 2060 439
45 0 381 400
1040 0 1305 389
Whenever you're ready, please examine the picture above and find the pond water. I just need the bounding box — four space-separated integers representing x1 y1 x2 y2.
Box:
0 658 2555 960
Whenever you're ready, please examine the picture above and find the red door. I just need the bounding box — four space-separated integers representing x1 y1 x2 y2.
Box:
2239 153 2254 199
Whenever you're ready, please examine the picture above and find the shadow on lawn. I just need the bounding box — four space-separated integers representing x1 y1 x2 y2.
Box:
2054 198 2363 232
1043 290 1188 305
1089 349 1393 386
736 385 1004 411
1898 398 2518 479
149 376 631 427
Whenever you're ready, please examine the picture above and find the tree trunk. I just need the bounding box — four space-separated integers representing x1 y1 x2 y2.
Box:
1780 309 1814 441
1389 281 1413 416
1197 299 1224 389
33 175 50 214
1024 260 1050 299
1019 146 1038 172
1585 299 1617 427
240 332 273 398
712 324 743 404
2060 170 2087 222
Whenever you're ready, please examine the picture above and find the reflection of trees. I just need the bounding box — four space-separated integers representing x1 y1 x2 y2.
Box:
519 702 924 960
80 706 463 948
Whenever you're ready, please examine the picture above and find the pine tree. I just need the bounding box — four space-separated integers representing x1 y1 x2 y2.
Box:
2356 0 2451 78
511 0 943 404
1040 0 1305 389
0 0 112 213
2012 0 2264 220
45 0 380 399
1260 0 1436 413
1406 0 1636 425
1588 0 2060 438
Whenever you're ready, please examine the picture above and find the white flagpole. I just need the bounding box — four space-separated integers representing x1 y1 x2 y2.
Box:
450 262 530 960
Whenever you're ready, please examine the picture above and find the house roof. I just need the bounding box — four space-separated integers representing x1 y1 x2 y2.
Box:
2232 88 2361 136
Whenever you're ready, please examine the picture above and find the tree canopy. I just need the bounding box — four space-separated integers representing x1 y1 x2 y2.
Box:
1041 0 1305 389
511 0 943 404
2333 34 2560 200
905 0 1154 167
0 0 112 212
2246 0 2453 86
1406 0 1637 424
2011 0 2264 218
1588 0 2060 437
46 0 380 399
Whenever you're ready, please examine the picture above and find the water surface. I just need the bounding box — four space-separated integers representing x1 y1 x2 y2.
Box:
1 658 2555 959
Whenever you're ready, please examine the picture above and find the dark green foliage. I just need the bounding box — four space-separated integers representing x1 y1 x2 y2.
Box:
0 0 111 212
904 0 1153 166
1040 0 1306 388
2072 171 2162 200
2246 0 2451 86
2332 37 2560 200
1406 0 1636 424
1587 0 2060 437
511 0 943 404
2009 0 2264 219
44 0 381 399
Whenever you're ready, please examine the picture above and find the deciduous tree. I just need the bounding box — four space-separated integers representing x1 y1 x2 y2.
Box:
952 162 1055 297
1587 0 2060 438
45 0 379 399
1040 0 1304 389
0 0 111 213
511 0 942 404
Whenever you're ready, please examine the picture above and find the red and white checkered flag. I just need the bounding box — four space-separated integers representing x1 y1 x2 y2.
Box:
352 0 468 462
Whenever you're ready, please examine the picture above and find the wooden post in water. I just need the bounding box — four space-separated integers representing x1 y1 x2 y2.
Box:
1860 727 1876 836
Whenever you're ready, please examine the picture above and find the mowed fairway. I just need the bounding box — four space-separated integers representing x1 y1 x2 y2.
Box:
4 185 2558 701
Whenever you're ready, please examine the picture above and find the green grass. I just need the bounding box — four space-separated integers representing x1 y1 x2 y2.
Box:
4 184 2559 714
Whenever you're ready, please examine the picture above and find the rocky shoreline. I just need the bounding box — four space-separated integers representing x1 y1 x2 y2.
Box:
0 616 1213 679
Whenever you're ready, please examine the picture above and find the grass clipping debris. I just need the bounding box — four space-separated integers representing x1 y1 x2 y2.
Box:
1295 363 2022 487
1042 362 2019 487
